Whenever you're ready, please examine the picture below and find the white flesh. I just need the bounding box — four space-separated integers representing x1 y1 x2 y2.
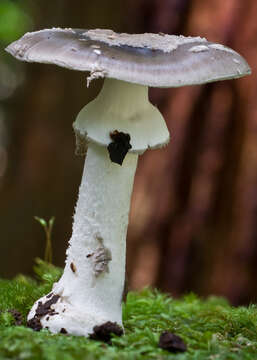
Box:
28 143 138 336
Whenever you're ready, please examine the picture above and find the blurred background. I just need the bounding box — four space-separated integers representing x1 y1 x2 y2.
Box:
0 0 256 306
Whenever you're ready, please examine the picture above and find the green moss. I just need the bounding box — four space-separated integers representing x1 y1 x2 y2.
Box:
0 0 33 44
0 260 256 360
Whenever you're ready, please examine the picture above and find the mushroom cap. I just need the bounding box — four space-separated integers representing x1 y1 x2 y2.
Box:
5 28 251 88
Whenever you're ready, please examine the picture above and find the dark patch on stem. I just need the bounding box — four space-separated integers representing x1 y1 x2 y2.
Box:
27 317 42 331
158 331 187 353
60 327 68 334
27 294 60 331
93 246 112 277
122 277 129 303
70 262 77 273
34 295 60 317
74 130 88 156
107 130 132 165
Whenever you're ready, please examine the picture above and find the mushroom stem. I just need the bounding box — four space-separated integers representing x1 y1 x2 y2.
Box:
27 78 168 337
28 142 138 336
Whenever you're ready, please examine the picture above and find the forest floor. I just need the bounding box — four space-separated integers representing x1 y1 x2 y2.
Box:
0 259 256 360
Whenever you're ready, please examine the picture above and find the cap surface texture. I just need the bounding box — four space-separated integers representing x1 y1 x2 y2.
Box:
5 28 251 88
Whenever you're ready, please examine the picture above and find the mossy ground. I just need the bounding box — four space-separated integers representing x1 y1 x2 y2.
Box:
0 259 256 360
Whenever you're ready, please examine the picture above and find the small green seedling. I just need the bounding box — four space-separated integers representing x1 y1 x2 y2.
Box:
34 216 55 264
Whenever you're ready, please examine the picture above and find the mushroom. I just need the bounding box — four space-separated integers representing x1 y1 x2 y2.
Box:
5 28 251 337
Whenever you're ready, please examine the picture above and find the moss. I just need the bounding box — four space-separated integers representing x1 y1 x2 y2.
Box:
0 259 256 360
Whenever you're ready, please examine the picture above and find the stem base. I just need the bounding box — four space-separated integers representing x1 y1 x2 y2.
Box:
28 144 138 336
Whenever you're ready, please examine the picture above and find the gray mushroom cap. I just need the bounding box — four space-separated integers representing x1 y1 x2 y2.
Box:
5 28 251 88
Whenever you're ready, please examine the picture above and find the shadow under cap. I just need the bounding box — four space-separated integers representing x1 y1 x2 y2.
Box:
5 28 251 88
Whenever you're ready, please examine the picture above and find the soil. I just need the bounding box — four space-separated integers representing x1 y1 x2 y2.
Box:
89 321 124 344
158 331 187 353
8 309 23 326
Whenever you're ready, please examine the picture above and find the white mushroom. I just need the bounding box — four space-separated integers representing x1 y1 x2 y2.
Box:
5 28 251 337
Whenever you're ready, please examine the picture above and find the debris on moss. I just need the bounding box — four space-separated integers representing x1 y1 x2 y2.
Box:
0 259 256 360
89 321 124 344
7 309 23 326
158 331 187 353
